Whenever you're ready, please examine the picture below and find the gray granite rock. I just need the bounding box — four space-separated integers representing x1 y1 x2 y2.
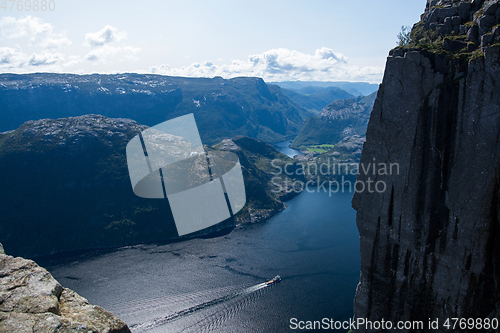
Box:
467 41 479 51
443 38 467 51
484 0 499 15
0 253 131 333
451 15 462 25
481 32 495 47
438 6 459 18
458 1 473 20
460 24 468 34
467 24 480 43
478 14 496 34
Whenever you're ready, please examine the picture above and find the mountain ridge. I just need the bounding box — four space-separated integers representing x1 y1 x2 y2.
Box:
291 91 376 149
0 73 307 145
267 80 379 96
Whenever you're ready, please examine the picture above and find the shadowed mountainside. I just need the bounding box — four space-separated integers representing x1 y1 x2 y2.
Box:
0 115 302 258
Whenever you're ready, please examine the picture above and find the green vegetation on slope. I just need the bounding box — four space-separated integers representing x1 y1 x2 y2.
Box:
302 144 336 154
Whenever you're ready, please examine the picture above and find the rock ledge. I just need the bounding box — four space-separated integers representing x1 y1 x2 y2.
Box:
0 246 130 333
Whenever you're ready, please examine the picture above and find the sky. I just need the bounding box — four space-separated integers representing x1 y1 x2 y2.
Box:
0 0 425 83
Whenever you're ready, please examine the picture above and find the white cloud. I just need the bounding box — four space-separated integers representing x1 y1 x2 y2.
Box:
0 18 381 83
63 55 82 68
27 52 64 66
83 25 139 64
85 25 126 48
0 47 21 65
0 16 71 49
0 46 71 70
0 16 51 39
150 48 384 83
85 45 140 63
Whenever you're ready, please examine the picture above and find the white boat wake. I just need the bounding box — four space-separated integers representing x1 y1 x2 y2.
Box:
129 281 275 332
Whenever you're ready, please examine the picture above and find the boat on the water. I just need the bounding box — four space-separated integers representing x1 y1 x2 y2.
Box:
266 275 281 285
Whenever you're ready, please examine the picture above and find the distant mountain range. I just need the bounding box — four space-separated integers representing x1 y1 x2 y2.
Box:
280 87 355 113
291 91 377 149
0 115 302 258
0 74 381 257
268 80 379 97
0 74 308 145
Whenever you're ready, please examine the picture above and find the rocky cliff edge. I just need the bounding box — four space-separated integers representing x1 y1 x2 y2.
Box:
0 244 131 333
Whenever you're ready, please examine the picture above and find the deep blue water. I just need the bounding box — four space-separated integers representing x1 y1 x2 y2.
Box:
38 143 360 333
275 140 302 158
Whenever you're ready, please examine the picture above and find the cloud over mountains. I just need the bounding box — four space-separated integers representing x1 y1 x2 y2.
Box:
150 47 382 82
0 16 383 83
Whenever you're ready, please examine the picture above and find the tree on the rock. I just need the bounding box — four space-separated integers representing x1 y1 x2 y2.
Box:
397 26 412 46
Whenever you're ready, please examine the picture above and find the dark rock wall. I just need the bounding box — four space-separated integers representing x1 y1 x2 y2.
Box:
352 1 500 331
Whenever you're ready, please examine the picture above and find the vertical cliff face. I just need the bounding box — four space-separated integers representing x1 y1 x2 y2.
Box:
353 0 500 330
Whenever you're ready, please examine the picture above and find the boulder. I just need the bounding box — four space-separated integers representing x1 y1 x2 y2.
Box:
467 24 480 44
459 1 473 20
443 38 468 51
438 6 459 18
436 23 451 36
494 25 500 38
445 16 453 29
428 9 440 23
483 0 499 15
0 253 131 333
467 41 479 51
478 14 496 34
481 32 495 47
451 15 462 26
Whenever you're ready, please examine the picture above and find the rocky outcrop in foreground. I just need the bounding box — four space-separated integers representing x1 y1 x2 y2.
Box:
0 245 130 332
353 0 500 331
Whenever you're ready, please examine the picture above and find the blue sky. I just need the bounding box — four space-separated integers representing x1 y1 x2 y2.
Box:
0 0 425 83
